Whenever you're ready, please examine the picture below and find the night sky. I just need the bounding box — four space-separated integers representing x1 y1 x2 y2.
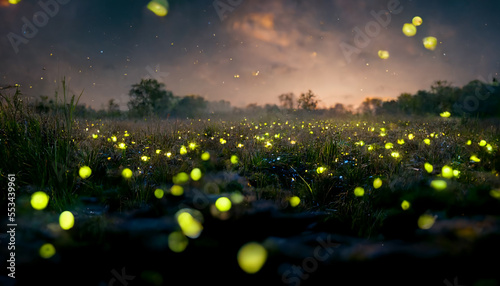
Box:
1 0 499 110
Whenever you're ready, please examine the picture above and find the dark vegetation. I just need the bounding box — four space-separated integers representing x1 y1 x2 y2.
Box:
1 79 500 285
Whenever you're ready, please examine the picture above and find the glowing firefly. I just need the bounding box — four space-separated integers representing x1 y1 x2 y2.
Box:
402 23 417 37
147 0 168 17
423 37 438 50
412 16 423 26
378 50 390 59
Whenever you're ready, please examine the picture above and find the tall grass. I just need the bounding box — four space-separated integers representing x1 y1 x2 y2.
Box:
2 88 499 237
0 79 83 210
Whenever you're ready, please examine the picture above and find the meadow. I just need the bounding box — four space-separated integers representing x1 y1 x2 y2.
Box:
1 87 500 285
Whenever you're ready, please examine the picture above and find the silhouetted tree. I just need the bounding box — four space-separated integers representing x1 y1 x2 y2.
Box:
172 95 207 118
278 92 295 109
297 90 318 110
127 79 173 118
360 98 382 115
329 103 348 116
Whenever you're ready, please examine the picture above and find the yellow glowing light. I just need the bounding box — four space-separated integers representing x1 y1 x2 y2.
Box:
354 187 365 197
486 144 493 152
173 172 189 185
118 142 126 149
168 231 188 253
385 142 394 149
31 191 49 210
220 138 227 144
412 16 423 26
166 152 172 158
237 242 268 274
408 133 415 140
201 152 210 161
39 243 56 259
231 155 239 164
59 211 75 230
430 179 447 191
402 23 417 37
189 142 197 150
9 0 22 4
180 145 187 155
441 165 453 179
170 185 184 196
367 145 374 151
237 143 244 148
423 36 438 50
466 140 472 145
401 200 410 210
154 189 164 199
141 155 150 162
378 50 390 59
479 140 487 147
373 178 382 189
418 214 436 229
92 134 98 139
490 189 500 199
111 136 117 142
215 197 232 212
316 166 327 174
78 166 92 179
289 196 301 207
440 111 451 118
424 162 433 173
453 170 460 178
156 149 162 154
231 192 244 204
147 0 168 17
397 139 405 145
190 168 202 181
470 155 481 163
356 140 365 146
122 168 133 179
176 210 203 239
424 138 431 145
391 152 400 158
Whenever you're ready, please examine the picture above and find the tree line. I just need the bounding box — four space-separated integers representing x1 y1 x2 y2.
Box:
359 79 500 117
26 77 500 119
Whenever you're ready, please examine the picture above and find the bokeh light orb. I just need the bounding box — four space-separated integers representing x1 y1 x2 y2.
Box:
215 197 232 212
122 168 133 179
237 242 268 274
39 243 56 259
418 214 436 229
402 23 417 37
168 231 188 253
154 188 164 199
412 16 423 26
31 191 49 210
190 168 202 181
147 0 168 17
423 36 437 50
354 187 365 197
78 166 92 179
289 196 301 207
378 50 390 59
59 211 75 230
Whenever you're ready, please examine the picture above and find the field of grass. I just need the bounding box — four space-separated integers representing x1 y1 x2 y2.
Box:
2 88 500 285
